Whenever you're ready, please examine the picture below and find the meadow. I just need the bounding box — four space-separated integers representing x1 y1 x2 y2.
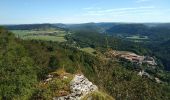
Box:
126 35 149 42
126 35 148 40
10 30 68 42
80 47 96 54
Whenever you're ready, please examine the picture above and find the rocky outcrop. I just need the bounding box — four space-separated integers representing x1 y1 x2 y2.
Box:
53 74 98 100
138 70 151 78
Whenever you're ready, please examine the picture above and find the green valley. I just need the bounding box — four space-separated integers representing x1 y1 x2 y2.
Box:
1 0 170 99
1 25 170 99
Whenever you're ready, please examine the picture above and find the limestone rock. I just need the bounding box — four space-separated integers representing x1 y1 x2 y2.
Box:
53 74 98 100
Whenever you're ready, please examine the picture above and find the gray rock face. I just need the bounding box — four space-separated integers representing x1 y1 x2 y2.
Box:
53 74 98 100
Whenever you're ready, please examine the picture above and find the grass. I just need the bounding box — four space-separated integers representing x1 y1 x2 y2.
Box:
10 30 67 42
80 47 96 54
126 35 148 40
23 35 66 42
37 69 73 99
82 91 114 100
11 30 32 37
126 35 149 42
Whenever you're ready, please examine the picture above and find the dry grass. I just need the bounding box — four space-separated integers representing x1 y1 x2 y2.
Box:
82 91 114 100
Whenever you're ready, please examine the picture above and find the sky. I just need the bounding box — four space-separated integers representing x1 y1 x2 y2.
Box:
0 0 170 24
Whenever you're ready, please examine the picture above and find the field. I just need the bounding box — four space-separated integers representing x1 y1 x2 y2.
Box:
126 35 149 42
80 47 96 54
23 35 66 42
10 30 68 42
126 35 148 40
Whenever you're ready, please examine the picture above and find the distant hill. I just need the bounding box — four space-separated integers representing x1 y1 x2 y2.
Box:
66 23 102 33
65 22 117 33
106 23 170 41
3 23 170 42
5 24 65 30
106 24 149 35
145 23 170 29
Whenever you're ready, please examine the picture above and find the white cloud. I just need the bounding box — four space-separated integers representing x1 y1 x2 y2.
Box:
83 6 155 16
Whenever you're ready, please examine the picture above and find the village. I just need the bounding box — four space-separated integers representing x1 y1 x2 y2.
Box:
104 50 162 83
105 50 157 66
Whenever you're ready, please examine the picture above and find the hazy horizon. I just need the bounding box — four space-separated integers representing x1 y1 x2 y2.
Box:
2 22 170 26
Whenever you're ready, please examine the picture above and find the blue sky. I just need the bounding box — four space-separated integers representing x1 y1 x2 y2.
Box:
0 0 170 24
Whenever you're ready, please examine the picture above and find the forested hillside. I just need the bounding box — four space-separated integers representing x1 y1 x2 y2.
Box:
66 30 150 55
0 27 37 99
0 26 170 99
106 23 170 42
148 40 170 71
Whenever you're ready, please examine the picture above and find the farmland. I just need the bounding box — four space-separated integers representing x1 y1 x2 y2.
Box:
126 35 148 40
126 35 149 42
10 29 69 42
80 47 96 54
